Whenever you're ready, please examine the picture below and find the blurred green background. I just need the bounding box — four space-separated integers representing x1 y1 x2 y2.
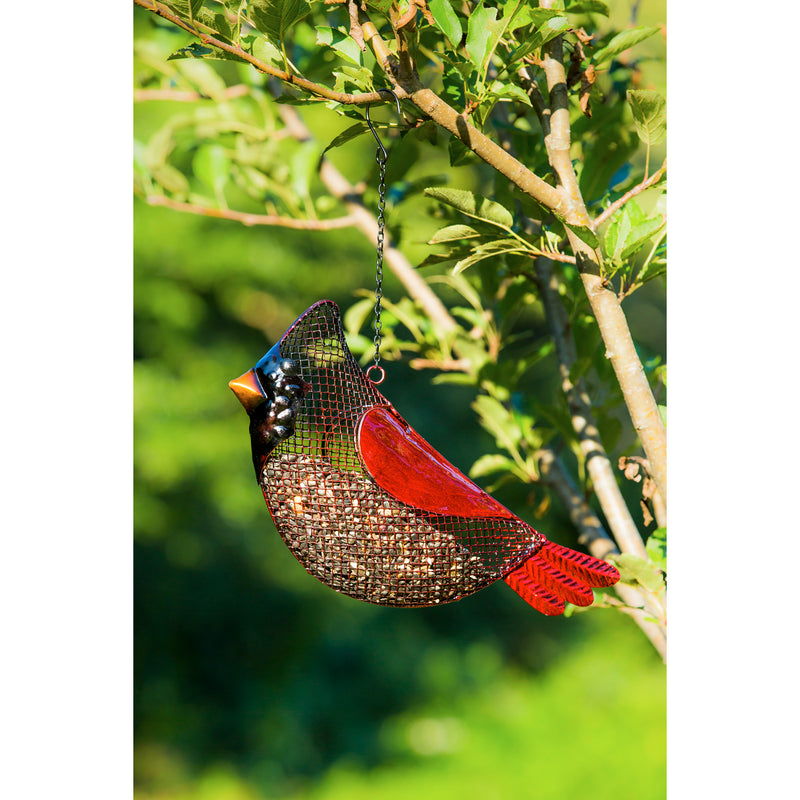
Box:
133 4 666 798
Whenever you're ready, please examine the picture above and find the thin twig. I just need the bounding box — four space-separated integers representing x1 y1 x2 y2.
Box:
134 84 251 102
592 159 667 230
408 357 471 371
144 194 358 229
528 250 576 265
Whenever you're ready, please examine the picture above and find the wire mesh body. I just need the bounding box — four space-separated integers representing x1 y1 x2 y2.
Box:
254 300 545 607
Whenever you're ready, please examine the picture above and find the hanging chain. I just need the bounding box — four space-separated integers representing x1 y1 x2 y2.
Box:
372 142 388 378
364 89 401 385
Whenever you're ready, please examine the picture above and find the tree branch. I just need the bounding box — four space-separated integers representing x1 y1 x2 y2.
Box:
134 84 252 102
534 259 648 560
593 159 667 230
142 194 359 230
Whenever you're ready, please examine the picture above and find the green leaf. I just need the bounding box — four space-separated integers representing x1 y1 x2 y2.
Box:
247 33 284 68
452 239 529 275
658 404 667 427
490 81 532 107
429 0 462 47
289 140 319 199
175 58 228 98
464 0 525 80
472 395 522 456
161 1 193 17
168 42 240 62
620 218 664 260
428 224 482 244
505 15 571 69
564 221 599 249
431 372 477 386
193 144 231 194
189 0 205 18
321 121 368 155
627 90 666 147
448 137 482 167
316 26 363 65
465 3 499 71
566 0 609 16
615 554 665 594
249 0 311 42
646 527 667 571
603 199 664 261
592 25 660 66
469 453 517 479
150 164 190 196
343 297 375 336
364 0 393 12
424 187 514 228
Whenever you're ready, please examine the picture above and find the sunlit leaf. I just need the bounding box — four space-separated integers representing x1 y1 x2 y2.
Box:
316 26 363 65
490 81 532 106
564 221 599 249
424 187 514 228
321 121 368 154
169 42 240 62
465 3 499 71
646 527 667 571
364 0 393 12
469 453 518 478
193 143 231 195
592 25 660 66
505 15 571 69
472 395 523 455
603 199 664 262
615 554 665 594
627 90 666 147
428 225 482 244
249 0 311 42
429 0 463 46
566 0 609 16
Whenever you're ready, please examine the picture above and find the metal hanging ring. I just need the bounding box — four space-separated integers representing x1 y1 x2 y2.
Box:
365 364 386 385
365 88 402 158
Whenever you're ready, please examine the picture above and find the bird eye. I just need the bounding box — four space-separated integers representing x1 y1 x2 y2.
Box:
280 358 299 376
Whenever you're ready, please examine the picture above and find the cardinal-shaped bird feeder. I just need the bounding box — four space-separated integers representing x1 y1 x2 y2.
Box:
230 300 619 614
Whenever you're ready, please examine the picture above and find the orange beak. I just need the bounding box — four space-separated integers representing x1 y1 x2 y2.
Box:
228 369 265 412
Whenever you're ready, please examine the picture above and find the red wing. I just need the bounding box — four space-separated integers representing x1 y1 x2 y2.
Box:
357 405 515 520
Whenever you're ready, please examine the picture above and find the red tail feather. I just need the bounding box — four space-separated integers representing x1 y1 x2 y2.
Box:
504 569 565 615
539 541 620 588
504 541 620 616
523 554 594 607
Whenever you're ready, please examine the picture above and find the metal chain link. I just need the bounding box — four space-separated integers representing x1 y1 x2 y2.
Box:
365 89 401 385
373 144 387 373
